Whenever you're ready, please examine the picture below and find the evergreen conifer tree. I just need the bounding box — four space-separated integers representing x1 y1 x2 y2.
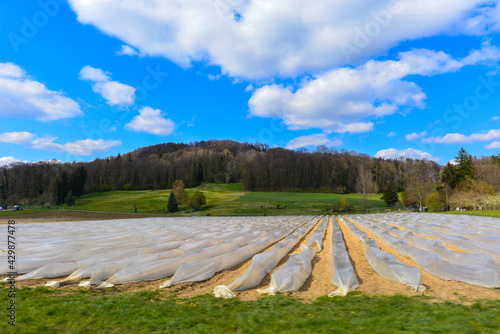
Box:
167 191 179 213
381 182 399 206
64 191 75 206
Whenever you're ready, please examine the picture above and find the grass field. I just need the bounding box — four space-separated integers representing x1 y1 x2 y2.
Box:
0 209 48 217
56 183 389 216
2 287 499 333
440 210 500 219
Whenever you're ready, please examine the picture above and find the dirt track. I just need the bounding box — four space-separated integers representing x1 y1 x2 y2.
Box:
4 213 500 302
0 210 156 224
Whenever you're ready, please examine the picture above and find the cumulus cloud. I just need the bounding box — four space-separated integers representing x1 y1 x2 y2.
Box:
249 44 500 133
67 1 500 136
285 134 342 150
125 106 175 136
244 84 255 92
0 156 27 167
485 141 500 149
116 45 139 56
0 62 82 121
79 65 109 82
374 148 440 161
387 132 397 137
34 159 62 164
79 65 135 107
422 128 500 144
32 138 121 155
0 132 36 145
405 131 428 141
68 0 500 80
0 131 120 156
0 63 24 78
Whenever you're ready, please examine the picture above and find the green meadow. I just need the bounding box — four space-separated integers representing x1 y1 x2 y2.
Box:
4 184 500 219
2 287 499 334
70 183 388 216
440 210 500 219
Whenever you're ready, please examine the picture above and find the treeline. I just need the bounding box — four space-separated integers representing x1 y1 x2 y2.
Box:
423 148 500 211
0 140 260 205
2 139 495 209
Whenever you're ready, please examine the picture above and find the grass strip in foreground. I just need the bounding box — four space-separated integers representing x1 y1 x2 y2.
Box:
1 287 500 333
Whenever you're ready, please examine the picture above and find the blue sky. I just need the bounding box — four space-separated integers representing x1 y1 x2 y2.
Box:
1 0 500 166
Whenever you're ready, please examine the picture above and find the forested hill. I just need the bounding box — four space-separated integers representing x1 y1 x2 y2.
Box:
4 140 499 209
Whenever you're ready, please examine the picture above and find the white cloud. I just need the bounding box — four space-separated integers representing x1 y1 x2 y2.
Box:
125 106 175 136
405 131 427 141
0 131 120 156
486 141 500 149
208 74 221 81
0 132 36 145
0 156 27 167
285 134 343 150
0 63 82 121
244 84 255 92
387 132 397 137
31 137 121 155
79 65 135 107
34 159 62 164
0 63 24 78
422 128 500 144
68 0 500 80
67 1 500 136
79 65 109 82
93 81 136 107
492 116 500 121
249 44 500 133
0 157 63 167
374 148 440 161
116 45 139 56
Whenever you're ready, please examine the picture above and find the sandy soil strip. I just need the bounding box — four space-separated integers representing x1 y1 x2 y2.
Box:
337 217 421 297
286 216 333 299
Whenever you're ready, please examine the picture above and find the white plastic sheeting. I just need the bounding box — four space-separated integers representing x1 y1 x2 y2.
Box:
257 246 316 295
329 218 359 296
351 215 500 288
104 218 315 286
378 213 500 260
340 217 423 291
0 216 318 288
257 217 328 295
305 218 328 251
161 218 312 287
354 215 500 280
213 217 320 298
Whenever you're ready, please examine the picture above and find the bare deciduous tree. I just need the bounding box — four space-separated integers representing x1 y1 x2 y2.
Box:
405 160 435 211
356 163 372 212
